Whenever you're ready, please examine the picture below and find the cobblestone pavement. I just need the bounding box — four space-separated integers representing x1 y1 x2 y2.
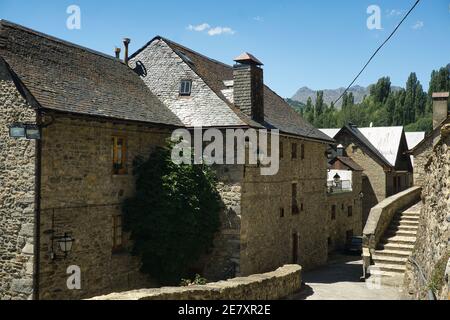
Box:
288 254 407 300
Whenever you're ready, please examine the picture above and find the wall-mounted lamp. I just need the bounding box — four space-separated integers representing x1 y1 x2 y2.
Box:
8 123 41 140
49 232 75 260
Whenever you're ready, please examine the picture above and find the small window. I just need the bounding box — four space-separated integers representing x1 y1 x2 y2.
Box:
280 141 284 159
348 206 353 217
291 143 298 160
292 183 299 215
112 215 123 251
301 144 305 160
280 208 285 218
113 137 127 175
180 80 192 96
331 205 336 220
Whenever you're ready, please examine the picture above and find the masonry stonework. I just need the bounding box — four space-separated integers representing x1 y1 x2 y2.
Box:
38 115 172 299
0 60 37 300
405 133 450 300
326 171 363 252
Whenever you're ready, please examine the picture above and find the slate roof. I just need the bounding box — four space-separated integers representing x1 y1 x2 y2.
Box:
0 20 182 127
142 37 333 143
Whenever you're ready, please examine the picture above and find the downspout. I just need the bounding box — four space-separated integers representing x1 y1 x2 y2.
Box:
32 110 42 300
408 257 436 300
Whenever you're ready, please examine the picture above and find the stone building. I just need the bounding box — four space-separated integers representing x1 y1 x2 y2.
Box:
129 36 334 279
405 92 449 300
321 125 413 224
326 156 364 252
0 20 183 300
1 21 334 300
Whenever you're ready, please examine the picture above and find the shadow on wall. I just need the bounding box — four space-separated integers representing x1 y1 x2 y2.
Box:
362 176 377 225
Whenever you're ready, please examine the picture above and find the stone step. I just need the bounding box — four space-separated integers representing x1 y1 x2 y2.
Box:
368 268 403 278
372 254 408 266
385 229 417 237
392 225 419 231
400 212 421 218
374 249 411 258
393 220 419 227
378 243 415 252
393 216 420 223
382 235 416 245
372 262 406 273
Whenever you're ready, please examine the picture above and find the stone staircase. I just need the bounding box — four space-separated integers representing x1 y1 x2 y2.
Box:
368 202 422 285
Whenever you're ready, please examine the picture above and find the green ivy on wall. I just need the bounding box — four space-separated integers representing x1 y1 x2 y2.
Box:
122 143 221 285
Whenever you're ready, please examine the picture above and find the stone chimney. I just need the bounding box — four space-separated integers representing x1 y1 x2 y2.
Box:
432 92 449 129
233 52 264 123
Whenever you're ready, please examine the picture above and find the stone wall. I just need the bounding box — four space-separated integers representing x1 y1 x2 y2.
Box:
0 59 37 300
89 264 302 300
339 136 387 224
405 133 450 300
38 114 171 300
326 171 363 252
240 137 329 274
363 186 422 253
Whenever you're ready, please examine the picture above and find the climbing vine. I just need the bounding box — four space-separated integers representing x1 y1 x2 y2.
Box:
122 143 221 285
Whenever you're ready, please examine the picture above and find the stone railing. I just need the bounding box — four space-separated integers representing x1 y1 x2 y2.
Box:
362 186 422 275
88 265 302 300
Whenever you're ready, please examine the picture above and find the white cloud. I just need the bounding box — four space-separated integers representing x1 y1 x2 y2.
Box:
187 23 211 32
253 16 264 22
187 23 236 36
412 21 424 30
207 27 235 36
387 9 404 17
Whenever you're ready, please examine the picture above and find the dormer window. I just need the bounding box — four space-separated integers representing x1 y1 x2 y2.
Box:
180 80 192 96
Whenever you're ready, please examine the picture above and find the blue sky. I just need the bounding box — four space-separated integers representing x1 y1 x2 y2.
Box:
1 0 449 97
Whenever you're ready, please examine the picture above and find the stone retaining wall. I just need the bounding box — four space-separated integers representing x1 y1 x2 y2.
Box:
89 265 301 300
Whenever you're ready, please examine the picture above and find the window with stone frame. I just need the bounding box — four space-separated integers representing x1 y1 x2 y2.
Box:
301 144 305 160
331 205 336 220
348 206 353 217
291 183 299 215
179 79 192 96
291 143 298 160
112 214 123 251
280 141 284 159
112 136 127 175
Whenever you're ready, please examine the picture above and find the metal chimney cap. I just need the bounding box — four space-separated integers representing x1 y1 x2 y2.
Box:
123 38 131 44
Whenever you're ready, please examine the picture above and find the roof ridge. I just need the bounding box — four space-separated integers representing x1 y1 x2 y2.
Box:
0 19 119 63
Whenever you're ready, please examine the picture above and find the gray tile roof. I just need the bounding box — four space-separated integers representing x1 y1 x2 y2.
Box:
156 37 333 143
0 20 183 127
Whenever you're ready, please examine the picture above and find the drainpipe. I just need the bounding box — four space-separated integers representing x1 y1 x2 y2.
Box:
32 110 42 300
408 257 436 300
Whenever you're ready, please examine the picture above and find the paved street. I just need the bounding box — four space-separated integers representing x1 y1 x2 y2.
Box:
288 254 407 300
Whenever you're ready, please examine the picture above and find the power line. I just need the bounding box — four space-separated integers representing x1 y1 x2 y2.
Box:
334 0 421 105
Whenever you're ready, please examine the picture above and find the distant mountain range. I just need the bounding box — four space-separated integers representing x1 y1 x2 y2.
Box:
290 85 401 108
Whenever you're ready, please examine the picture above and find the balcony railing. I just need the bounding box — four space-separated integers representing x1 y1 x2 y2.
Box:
327 180 352 194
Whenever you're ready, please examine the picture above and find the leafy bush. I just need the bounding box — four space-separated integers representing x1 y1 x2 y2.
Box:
122 143 221 285
180 274 208 287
